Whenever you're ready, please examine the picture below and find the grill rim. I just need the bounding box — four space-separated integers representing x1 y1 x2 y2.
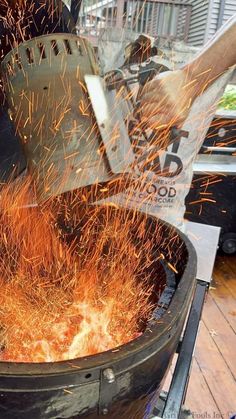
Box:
0 215 197 388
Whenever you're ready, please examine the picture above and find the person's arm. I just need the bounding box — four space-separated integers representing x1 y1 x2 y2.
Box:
139 14 236 130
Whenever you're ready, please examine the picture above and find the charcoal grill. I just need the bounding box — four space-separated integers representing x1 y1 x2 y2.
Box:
0 208 197 419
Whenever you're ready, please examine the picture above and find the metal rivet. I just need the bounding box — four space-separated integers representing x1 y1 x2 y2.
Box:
218 127 226 138
102 408 109 415
103 368 115 383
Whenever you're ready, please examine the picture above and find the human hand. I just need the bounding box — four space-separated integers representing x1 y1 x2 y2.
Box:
138 69 195 130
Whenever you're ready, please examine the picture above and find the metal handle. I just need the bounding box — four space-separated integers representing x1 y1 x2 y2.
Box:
202 145 236 155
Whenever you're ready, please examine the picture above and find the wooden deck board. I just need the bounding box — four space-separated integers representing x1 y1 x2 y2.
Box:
187 255 236 417
185 357 220 417
201 293 236 379
193 320 236 415
164 255 236 418
214 256 236 297
210 278 236 333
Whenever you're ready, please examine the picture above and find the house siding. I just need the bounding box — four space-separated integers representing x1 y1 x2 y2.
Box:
187 0 209 46
222 0 236 24
186 0 236 46
198 0 236 44
206 0 220 41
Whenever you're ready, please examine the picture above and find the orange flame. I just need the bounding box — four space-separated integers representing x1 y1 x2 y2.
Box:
0 176 156 362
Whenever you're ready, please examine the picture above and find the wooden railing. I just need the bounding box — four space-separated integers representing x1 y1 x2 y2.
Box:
76 0 192 45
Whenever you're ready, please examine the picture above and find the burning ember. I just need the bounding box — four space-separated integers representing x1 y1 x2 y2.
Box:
0 11 174 365
0 177 157 363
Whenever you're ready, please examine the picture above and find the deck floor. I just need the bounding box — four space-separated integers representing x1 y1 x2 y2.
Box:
164 255 236 418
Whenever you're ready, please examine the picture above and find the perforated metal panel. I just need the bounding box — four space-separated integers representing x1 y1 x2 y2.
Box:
1 34 134 202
